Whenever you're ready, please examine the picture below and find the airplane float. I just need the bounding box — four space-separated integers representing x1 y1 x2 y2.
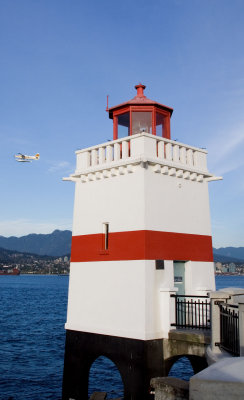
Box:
15 153 40 162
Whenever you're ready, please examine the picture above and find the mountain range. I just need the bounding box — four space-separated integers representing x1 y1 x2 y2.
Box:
213 247 244 262
0 230 72 257
0 230 243 262
0 247 56 263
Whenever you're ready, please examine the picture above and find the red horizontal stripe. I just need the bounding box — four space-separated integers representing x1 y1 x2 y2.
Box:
71 230 213 262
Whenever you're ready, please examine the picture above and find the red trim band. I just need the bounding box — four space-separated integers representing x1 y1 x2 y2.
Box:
71 230 213 262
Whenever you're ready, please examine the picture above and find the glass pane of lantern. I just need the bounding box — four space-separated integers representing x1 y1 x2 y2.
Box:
117 112 130 138
156 112 164 137
132 112 152 135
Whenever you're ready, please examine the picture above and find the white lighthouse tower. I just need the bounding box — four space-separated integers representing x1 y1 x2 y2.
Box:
62 84 216 400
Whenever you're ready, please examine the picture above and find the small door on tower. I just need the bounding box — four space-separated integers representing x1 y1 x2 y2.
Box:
173 261 185 295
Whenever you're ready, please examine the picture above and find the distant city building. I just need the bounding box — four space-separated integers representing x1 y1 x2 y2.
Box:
215 262 222 272
228 263 236 273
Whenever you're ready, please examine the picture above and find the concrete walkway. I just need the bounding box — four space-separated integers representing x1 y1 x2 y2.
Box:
190 357 244 400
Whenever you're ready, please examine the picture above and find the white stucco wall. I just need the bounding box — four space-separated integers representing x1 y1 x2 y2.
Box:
144 169 212 235
72 166 145 236
185 261 216 295
72 162 212 237
65 260 174 340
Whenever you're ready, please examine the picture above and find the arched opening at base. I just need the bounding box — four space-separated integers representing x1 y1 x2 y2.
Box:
167 355 208 381
88 356 124 399
168 356 194 381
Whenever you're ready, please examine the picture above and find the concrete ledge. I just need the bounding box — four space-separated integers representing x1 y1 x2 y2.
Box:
190 357 244 400
169 329 211 345
164 329 210 361
151 377 189 400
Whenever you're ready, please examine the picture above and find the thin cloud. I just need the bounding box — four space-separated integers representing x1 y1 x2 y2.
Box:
207 123 244 176
213 158 244 176
48 161 73 173
210 127 244 163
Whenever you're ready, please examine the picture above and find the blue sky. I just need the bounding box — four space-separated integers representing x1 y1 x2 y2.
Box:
0 0 243 248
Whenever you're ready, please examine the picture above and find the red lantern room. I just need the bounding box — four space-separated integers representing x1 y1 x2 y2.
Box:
108 83 173 140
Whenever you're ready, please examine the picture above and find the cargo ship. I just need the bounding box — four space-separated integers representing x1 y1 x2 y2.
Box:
0 267 20 275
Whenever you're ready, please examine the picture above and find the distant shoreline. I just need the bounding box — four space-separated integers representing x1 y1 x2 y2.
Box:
2 273 70 276
22 273 243 276
215 273 244 276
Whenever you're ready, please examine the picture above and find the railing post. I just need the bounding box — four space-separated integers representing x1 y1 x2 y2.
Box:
165 142 172 161
193 151 207 170
91 149 98 166
186 149 193 166
106 145 113 162
160 289 177 338
76 151 90 171
114 142 120 161
238 301 244 356
122 140 129 159
130 134 157 158
99 147 105 164
175 296 178 326
172 144 179 162
209 291 230 354
179 146 186 164
157 140 164 159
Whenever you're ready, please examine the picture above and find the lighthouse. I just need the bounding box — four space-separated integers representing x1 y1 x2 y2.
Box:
62 84 217 400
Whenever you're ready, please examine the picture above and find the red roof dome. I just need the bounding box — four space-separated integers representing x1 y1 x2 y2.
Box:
108 84 173 119
108 84 173 140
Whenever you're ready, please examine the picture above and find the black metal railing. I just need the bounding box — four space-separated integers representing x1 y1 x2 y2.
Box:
217 303 240 356
171 295 211 330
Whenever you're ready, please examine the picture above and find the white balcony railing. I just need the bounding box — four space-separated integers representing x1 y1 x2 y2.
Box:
75 133 208 174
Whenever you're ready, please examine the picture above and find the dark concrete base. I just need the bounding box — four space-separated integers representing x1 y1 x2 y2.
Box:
62 330 164 400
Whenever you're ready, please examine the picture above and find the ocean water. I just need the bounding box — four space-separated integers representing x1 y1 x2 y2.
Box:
0 275 68 400
1 274 244 400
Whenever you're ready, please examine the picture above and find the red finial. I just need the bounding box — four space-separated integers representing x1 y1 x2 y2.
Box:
135 83 146 98
106 95 109 112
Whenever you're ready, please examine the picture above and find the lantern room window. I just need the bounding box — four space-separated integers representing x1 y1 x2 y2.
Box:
132 112 152 135
117 112 130 138
156 112 165 137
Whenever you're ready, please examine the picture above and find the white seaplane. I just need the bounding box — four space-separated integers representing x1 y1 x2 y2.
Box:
15 153 40 162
